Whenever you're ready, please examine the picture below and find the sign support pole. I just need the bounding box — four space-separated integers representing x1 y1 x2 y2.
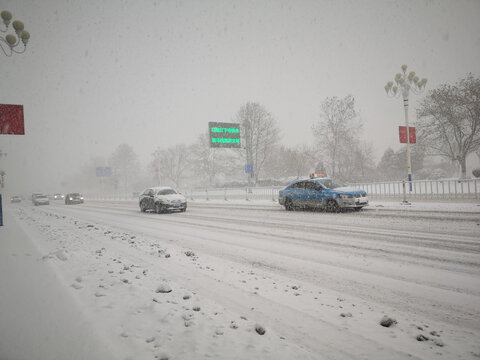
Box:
404 98 413 193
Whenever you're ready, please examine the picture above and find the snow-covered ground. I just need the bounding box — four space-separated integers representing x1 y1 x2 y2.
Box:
1 199 479 360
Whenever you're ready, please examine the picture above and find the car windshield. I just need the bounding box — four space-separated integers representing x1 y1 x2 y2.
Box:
316 179 345 189
157 189 176 196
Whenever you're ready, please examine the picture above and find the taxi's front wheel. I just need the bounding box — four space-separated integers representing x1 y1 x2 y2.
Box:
326 199 340 213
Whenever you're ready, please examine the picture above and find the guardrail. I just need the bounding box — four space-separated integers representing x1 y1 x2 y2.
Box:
85 178 479 202
349 178 479 200
183 179 479 201
182 187 283 202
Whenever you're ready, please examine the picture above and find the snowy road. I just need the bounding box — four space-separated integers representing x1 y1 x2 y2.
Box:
1 200 479 360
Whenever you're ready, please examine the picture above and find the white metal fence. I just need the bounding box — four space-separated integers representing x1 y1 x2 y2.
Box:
349 178 479 200
86 178 479 201
182 178 479 201
182 187 283 202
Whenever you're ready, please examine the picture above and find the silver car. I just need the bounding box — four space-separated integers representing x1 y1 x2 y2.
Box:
139 186 187 213
33 194 50 206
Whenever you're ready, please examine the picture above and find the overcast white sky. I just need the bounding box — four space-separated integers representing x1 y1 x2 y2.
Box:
1 0 480 194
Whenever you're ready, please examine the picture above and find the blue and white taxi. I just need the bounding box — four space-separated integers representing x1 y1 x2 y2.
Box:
279 175 368 212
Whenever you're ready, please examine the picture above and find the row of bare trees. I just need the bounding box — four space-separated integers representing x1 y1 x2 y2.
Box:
150 102 282 188
144 97 378 188
65 74 479 192
148 73 480 187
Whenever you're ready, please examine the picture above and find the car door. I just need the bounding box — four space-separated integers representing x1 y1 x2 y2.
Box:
309 181 329 208
289 181 307 207
304 181 321 208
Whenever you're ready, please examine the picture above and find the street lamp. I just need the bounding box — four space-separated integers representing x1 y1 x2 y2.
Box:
1 10 30 57
385 64 427 201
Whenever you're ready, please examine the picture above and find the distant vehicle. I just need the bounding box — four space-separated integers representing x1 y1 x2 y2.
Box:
10 195 22 203
139 186 187 213
65 193 84 205
31 193 42 201
33 194 50 206
278 176 368 212
53 193 64 200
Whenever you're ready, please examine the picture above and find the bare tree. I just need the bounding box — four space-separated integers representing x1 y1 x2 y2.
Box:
190 131 240 187
346 141 377 182
109 144 139 195
376 147 398 180
416 74 480 178
312 95 362 180
191 132 219 186
377 145 426 180
265 145 314 180
236 102 281 185
151 144 190 188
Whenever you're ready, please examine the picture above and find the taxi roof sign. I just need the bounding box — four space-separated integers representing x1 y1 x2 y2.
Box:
310 173 327 179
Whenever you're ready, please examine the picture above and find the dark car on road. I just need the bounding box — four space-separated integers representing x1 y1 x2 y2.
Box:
139 186 187 213
65 193 84 205
279 176 368 212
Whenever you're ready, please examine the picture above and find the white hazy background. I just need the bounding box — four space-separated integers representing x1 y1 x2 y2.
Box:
1 0 480 194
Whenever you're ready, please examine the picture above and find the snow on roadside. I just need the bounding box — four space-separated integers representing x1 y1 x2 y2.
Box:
9 206 317 360
5 202 480 360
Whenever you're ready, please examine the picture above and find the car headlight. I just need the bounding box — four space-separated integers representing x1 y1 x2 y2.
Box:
339 194 354 199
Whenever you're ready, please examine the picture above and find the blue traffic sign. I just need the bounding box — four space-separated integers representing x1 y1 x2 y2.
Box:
96 167 112 177
245 164 254 174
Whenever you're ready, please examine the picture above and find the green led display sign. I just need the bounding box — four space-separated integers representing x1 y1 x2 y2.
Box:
209 122 241 148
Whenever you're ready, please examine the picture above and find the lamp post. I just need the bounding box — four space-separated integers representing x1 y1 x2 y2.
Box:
1 10 30 57
384 64 427 202
0 151 5 189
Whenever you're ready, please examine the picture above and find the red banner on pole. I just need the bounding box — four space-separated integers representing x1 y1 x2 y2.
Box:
399 126 416 143
0 104 25 135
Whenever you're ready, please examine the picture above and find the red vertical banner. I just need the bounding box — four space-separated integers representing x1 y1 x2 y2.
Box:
0 104 25 135
399 126 416 143
409 126 416 143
